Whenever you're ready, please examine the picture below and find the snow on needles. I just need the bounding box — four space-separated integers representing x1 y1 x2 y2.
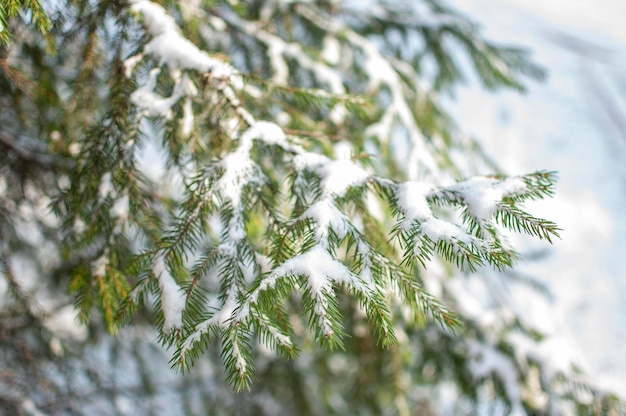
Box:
300 199 349 241
242 244 358 336
153 254 186 332
395 176 528 245
128 0 234 76
395 181 474 245
294 153 370 198
450 176 526 221
214 122 285 240
126 0 237 129
396 181 433 224
247 245 354 305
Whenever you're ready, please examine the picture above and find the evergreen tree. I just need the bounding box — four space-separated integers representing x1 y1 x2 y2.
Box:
0 0 622 414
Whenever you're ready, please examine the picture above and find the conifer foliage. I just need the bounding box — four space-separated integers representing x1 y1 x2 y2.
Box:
1 0 623 414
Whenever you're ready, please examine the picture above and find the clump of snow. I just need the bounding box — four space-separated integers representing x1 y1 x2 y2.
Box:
73 217 86 234
240 121 286 146
293 152 328 172
21 399 46 416
111 194 129 220
130 0 177 36
294 155 370 198
231 332 247 372
254 245 353 299
153 255 186 332
91 254 109 277
180 96 194 137
213 123 289 242
215 121 284 208
68 142 80 157
322 36 341 65
420 217 475 246
265 36 289 85
333 140 353 160
123 53 144 78
98 172 114 201
300 199 349 241
215 149 256 207
261 245 353 335
395 181 433 225
393 176 528 246
130 68 183 119
129 0 235 77
450 176 526 221
43 305 89 342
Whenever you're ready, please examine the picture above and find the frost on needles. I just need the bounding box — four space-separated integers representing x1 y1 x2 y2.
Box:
115 0 562 391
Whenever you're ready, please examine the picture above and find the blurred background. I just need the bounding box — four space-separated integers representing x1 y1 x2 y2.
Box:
449 0 626 390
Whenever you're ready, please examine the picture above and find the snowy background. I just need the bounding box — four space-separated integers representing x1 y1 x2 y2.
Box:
448 0 626 390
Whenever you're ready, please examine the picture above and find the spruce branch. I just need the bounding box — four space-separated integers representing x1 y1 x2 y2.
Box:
0 0 51 45
112 0 566 396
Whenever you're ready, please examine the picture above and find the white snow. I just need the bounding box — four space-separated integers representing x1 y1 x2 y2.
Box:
449 176 527 221
212 122 290 241
68 142 80 157
130 68 183 119
126 0 243 138
123 52 144 78
317 159 371 197
240 121 287 146
322 36 341 65
333 140 353 160
91 254 109 277
180 97 194 137
0 175 6 197
231 332 247 372
300 199 349 241
263 320 293 347
395 181 433 225
215 149 255 207
215 121 285 208
255 245 353 297
73 217 86 234
293 152 329 172
98 172 114 201
20 399 46 416
419 218 475 246
265 36 289 85
111 194 129 220
42 305 89 342
153 254 186 332
129 0 235 77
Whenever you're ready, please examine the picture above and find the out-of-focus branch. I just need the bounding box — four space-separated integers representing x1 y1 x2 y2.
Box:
0 131 75 170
